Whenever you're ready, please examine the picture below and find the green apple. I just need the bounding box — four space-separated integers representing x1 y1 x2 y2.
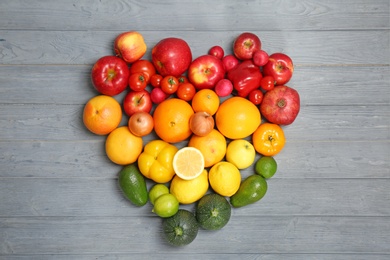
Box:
225 139 256 169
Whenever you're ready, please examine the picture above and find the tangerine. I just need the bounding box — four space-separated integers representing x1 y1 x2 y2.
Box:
153 98 194 143
252 123 286 156
191 89 220 116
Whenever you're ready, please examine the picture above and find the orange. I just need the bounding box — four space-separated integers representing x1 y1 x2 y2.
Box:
215 96 261 139
153 98 194 143
105 126 143 165
191 89 220 116
188 129 226 168
172 147 205 180
252 123 286 156
83 95 122 135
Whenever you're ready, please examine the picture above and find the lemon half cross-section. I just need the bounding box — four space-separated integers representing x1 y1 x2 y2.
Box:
173 147 205 180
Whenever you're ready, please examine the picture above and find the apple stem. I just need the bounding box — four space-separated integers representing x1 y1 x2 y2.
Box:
138 94 144 104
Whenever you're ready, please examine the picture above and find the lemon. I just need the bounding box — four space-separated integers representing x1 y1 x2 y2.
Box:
152 193 179 218
170 170 209 204
255 156 277 179
172 147 205 180
208 161 241 197
149 184 170 205
225 139 256 169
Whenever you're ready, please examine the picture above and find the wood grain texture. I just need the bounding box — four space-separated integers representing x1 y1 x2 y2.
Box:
0 216 389 254
0 0 389 258
2 254 390 260
0 0 388 31
0 178 389 217
1 30 389 65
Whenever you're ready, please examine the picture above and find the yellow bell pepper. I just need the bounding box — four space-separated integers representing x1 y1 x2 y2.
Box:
137 140 178 183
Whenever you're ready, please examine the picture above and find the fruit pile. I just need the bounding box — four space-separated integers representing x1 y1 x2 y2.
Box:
82 31 300 246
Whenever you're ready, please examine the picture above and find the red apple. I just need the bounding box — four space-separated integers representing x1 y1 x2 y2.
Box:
91 56 129 96
233 32 261 60
262 53 294 85
151 37 192 77
252 49 269 67
188 55 225 90
150 87 168 104
208 45 224 60
222 54 239 72
123 89 152 116
260 85 300 125
215 79 233 97
114 31 147 64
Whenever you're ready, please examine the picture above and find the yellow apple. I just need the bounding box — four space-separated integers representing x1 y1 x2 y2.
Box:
114 31 147 63
225 139 256 169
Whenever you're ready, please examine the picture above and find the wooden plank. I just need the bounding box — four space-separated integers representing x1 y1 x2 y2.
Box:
0 140 388 179
0 0 388 31
2 253 390 260
0 65 389 106
0 30 389 65
0 216 389 254
0 178 389 217
0 104 388 141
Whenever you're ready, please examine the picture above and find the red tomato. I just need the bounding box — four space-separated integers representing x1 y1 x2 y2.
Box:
129 60 156 83
260 76 275 91
161 76 179 94
150 74 163 88
176 82 196 101
128 72 147 91
248 89 264 105
177 75 189 85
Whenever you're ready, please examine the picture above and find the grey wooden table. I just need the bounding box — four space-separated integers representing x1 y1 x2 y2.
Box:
1 0 389 259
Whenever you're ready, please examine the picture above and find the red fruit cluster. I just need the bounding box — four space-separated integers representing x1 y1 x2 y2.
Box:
90 32 300 138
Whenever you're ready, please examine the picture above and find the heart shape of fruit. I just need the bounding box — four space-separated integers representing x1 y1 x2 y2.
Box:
82 31 300 247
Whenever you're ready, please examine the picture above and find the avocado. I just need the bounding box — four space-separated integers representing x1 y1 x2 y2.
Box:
118 164 148 206
230 174 267 208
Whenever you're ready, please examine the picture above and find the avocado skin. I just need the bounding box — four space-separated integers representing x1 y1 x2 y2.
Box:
118 164 148 206
230 175 267 208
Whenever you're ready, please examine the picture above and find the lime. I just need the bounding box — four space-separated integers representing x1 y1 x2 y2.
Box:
255 156 277 179
149 184 169 205
152 193 179 218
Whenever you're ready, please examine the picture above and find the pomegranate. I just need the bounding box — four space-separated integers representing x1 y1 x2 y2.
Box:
260 85 300 125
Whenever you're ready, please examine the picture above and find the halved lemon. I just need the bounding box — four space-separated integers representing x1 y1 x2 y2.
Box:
173 147 205 180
